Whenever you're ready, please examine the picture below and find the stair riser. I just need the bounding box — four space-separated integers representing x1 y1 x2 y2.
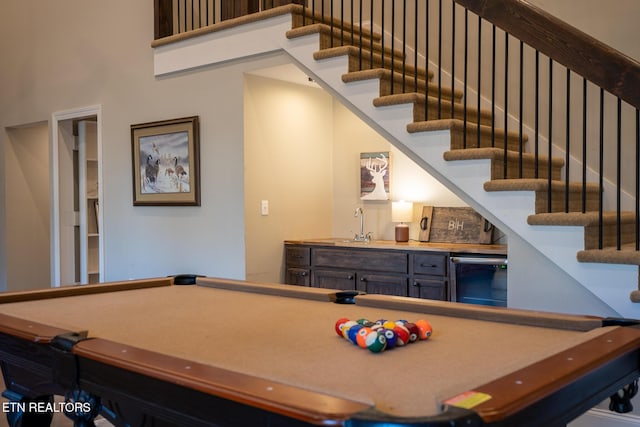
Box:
379 79 459 101
584 224 637 250
415 102 493 127
449 126 522 151
535 191 601 214
346 54 429 80
490 161 561 181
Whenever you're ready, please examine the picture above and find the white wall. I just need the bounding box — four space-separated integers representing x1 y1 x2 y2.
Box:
0 1 286 286
244 74 334 283
4 124 50 291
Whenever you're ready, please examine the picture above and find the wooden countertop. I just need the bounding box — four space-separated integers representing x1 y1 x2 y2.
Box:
284 238 507 255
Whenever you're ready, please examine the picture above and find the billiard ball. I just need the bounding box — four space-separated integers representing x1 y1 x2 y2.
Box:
393 324 410 346
365 332 387 353
404 322 420 343
381 328 398 349
415 319 433 340
347 324 364 345
382 320 397 329
341 320 359 339
335 318 350 337
356 327 374 348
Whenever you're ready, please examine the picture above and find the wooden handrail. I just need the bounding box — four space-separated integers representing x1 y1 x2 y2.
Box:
455 0 640 109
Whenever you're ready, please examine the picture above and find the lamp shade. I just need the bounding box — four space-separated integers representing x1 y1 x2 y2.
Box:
392 201 413 223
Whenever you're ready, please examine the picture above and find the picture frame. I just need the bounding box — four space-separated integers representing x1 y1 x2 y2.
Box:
131 116 200 206
360 151 391 200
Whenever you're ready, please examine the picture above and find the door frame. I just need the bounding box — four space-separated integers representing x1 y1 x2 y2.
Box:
50 105 103 287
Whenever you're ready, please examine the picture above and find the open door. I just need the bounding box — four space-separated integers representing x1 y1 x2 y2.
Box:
51 106 103 286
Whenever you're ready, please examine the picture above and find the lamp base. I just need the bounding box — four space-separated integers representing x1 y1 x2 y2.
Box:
395 224 409 242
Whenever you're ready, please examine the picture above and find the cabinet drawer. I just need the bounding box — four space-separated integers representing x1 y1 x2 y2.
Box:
312 248 407 273
413 254 447 276
286 246 310 267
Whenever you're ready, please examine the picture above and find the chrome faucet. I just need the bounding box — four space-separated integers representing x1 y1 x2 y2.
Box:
353 207 371 242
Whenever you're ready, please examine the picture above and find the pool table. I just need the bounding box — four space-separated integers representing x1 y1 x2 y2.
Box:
1 275 639 427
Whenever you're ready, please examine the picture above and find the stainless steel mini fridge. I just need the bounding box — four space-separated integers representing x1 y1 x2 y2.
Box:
449 255 508 307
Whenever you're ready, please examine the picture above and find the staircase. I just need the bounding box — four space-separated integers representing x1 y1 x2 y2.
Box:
151 3 640 318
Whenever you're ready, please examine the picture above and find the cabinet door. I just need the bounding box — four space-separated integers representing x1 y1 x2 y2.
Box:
357 273 408 296
410 276 448 300
286 268 310 286
313 269 357 290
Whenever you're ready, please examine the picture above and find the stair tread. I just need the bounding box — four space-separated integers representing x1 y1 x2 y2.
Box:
484 179 600 192
578 246 640 266
528 211 637 226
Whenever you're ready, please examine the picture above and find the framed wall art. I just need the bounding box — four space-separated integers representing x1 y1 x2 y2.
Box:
360 151 390 200
131 116 201 206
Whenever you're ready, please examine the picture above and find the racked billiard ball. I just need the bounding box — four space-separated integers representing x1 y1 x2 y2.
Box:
356 327 374 348
365 331 387 353
415 319 433 340
335 318 350 337
381 328 398 349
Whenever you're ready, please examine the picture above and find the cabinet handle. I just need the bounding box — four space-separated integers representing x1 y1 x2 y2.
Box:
300 272 308 277
420 263 438 268
360 277 367 282
413 281 421 287
347 275 354 280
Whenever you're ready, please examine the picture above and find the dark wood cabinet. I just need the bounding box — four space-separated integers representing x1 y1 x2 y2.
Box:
285 243 447 300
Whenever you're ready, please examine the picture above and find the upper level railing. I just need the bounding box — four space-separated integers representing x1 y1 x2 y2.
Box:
154 0 640 255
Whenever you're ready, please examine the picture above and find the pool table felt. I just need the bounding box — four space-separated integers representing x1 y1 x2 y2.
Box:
0 281 613 418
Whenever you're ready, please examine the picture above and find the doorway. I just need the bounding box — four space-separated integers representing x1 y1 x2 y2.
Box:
51 106 103 287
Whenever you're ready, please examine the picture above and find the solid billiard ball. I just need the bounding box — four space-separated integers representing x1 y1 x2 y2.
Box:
335 318 350 336
356 327 374 348
347 324 364 345
365 332 387 353
415 319 433 340
393 324 410 346
381 328 398 349
341 321 359 339
382 320 397 329
404 322 420 343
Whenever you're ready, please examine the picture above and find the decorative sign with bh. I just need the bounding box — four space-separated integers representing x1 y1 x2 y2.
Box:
418 206 494 244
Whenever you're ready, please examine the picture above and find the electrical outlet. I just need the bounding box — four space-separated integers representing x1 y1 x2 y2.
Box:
261 200 269 216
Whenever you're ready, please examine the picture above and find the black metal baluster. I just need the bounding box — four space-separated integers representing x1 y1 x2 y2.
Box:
582 78 588 213
565 69 571 213
391 0 396 95
548 58 553 213
381 0 386 71
535 51 540 177
358 0 363 71
414 0 419 93
503 32 509 179
425 0 430 120
451 1 456 120
402 0 407 93
463 8 468 149
491 24 496 146
438 0 442 119
370 0 374 70
477 15 481 148
518 40 523 178
636 108 639 250
599 88 605 249
616 98 622 249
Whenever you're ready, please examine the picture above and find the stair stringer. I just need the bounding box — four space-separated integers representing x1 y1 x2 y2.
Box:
281 31 639 319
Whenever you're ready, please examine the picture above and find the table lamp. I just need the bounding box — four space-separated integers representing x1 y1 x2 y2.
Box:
392 201 413 242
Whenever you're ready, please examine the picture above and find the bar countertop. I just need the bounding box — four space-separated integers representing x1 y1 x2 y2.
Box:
284 238 507 255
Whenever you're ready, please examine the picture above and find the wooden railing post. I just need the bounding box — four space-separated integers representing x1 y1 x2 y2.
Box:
154 0 174 40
